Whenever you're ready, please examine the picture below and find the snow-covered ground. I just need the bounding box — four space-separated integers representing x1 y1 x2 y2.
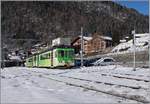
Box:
1 65 150 103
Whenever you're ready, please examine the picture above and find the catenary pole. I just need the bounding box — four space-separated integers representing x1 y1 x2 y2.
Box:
149 31 150 69
149 3 150 69
132 29 136 71
149 33 150 69
0 0 3 69
1 40 4 69
81 27 83 67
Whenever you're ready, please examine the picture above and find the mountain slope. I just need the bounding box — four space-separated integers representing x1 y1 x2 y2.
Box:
1 1 149 51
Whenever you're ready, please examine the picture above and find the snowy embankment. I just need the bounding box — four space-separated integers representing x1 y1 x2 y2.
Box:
1 66 150 103
111 33 149 54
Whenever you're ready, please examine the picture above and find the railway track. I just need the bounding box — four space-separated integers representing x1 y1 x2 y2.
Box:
58 75 148 90
28 70 149 90
79 69 149 82
101 73 149 82
56 70 149 83
23 69 150 103
37 73 149 103
79 66 150 78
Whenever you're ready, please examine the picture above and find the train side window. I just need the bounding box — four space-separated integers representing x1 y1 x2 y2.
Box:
40 53 51 60
47 53 50 59
49 53 51 58
28 58 32 62
55 51 57 57
40 54 46 60
40 55 43 60
58 51 60 57
69 50 74 57
34 57 36 61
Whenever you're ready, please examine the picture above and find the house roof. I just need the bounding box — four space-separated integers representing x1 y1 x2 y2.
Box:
71 36 92 45
9 55 22 61
101 36 112 41
71 34 112 45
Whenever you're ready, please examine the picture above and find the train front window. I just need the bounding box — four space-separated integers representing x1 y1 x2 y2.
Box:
58 50 64 57
65 50 68 57
69 50 74 57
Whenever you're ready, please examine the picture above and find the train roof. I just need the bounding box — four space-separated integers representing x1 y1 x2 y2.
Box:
27 45 74 58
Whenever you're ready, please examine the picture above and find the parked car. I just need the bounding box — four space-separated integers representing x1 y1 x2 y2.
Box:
92 57 115 66
75 59 87 67
75 58 100 67
84 58 100 66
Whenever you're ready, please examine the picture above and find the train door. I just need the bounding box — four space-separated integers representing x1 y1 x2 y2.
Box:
31 57 33 67
38 55 39 67
34 56 36 67
64 49 68 63
36 55 39 67
51 51 53 66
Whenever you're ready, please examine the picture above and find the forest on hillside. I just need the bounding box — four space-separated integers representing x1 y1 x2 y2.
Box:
1 1 149 51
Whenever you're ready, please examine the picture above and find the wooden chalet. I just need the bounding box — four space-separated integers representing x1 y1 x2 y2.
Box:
71 33 112 54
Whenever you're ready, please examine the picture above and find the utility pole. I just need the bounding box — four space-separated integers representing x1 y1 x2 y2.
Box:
149 33 150 69
0 2 4 69
148 33 150 69
132 29 136 71
149 11 150 69
1 40 5 69
1 42 3 69
80 27 83 67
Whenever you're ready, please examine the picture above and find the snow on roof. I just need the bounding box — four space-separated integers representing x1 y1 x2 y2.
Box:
9 56 22 61
101 36 112 41
111 33 149 53
79 36 93 41
79 35 112 41
83 36 92 40
33 43 42 47
135 33 149 37
120 39 126 43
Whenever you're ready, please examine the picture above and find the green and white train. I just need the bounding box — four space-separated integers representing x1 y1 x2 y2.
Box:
25 45 75 68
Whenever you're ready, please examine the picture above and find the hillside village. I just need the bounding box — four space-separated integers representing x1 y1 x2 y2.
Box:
3 32 149 68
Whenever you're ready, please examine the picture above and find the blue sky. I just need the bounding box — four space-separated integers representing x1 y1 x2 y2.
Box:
115 0 149 15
